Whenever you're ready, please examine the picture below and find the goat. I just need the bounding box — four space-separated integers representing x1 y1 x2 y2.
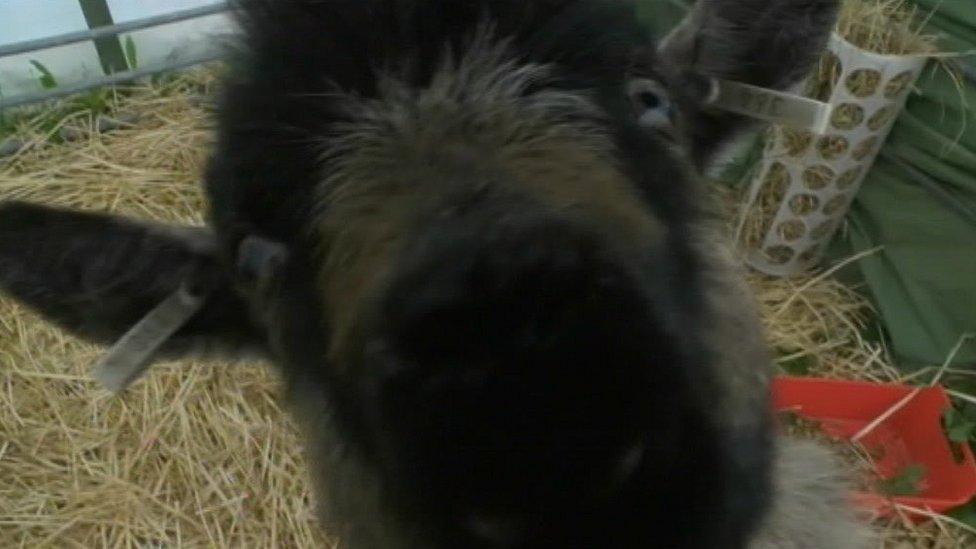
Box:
0 1 871 547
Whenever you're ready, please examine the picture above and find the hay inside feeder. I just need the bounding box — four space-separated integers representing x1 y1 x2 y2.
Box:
832 103 866 131
803 164 836 190
736 0 940 263
739 161 791 259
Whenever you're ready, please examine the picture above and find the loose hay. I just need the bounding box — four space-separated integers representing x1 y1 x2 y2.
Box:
835 0 939 57
1 69 332 548
1 68 972 547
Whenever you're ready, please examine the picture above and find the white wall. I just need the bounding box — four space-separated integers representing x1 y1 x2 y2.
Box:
0 0 234 102
0 1 102 100
107 0 234 72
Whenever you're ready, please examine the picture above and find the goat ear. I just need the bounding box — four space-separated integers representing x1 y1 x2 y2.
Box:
660 0 839 164
0 201 264 364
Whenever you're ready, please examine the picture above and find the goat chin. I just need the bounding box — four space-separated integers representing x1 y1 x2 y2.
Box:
750 437 874 549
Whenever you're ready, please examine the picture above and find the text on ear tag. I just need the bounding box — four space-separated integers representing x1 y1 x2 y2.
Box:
94 284 208 393
706 79 832 134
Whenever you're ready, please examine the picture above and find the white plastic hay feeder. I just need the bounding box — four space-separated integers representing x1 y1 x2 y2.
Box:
736 33 928 277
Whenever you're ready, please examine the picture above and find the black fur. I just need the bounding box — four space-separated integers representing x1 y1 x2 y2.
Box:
660 0 840 164
206 0 660 260
206 3 772 547
367 203 721 547
0 1 842 547
0 202 261 358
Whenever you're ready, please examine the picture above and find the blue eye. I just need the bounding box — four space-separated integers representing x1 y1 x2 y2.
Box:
627 79 673 130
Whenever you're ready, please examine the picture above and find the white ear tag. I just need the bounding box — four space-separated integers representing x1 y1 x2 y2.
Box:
94 284 208 393
706 79 832 134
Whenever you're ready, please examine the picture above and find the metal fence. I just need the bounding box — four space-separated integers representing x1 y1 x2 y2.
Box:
0 1 231 109
2 0 973 111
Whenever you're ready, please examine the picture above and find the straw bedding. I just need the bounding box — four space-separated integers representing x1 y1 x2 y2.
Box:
0 68 972 547
1 72 330 548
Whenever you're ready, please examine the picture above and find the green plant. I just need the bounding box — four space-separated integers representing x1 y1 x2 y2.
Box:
944 403 976 444
941 370 976 450
29 60 58 90
124 36 139 69
876 463 927 497
949 498 976 531
72 89 111 115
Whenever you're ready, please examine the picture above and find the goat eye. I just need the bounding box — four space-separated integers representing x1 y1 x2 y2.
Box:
627 79 673 131
637 91 661 110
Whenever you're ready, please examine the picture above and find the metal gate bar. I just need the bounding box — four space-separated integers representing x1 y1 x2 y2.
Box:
0 3 230 58
1 51 224 109
0 2 231 109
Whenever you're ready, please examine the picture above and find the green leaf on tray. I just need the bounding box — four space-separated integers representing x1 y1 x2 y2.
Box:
877 464 927 497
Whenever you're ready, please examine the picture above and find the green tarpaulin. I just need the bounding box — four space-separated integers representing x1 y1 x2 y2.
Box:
828 0 976 369
638 0 976 370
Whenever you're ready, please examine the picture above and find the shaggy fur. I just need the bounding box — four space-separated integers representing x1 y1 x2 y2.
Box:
0 202 261 359
0 1 872 548
659 0 840 165
752 440 873 549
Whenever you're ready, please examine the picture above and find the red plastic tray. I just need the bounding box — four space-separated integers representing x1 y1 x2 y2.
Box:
772 376 976 519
